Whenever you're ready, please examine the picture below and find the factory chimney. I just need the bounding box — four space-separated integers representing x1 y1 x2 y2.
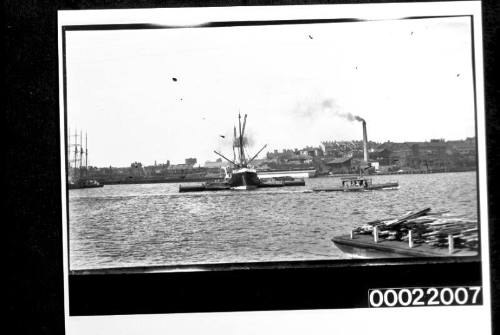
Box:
362 120 369 163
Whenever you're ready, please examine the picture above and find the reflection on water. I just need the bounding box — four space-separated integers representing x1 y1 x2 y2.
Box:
69 172 478 270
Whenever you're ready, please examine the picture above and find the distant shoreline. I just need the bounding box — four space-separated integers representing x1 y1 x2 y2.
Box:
87 168 476 186
328 168 476 178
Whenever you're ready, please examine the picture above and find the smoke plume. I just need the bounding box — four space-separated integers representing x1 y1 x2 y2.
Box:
321 99 365 123
294 98 364 123
233 134 254 148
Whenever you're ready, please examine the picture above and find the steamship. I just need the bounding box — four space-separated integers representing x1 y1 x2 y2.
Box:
212 114 268 190
179 114 306 193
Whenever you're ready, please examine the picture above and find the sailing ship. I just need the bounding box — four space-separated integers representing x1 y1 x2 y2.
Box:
212 114 267 190
67 130 103 190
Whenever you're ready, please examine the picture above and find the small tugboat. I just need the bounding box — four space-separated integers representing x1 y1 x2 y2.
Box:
313 176 399 192
314 119 398 192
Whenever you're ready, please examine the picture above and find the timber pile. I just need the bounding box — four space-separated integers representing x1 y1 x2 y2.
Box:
352 208 478 251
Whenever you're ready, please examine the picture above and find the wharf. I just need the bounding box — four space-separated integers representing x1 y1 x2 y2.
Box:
100 177 214 185
332 234 477 258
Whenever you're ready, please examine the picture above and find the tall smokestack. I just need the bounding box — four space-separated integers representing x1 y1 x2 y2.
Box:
362 120 368 163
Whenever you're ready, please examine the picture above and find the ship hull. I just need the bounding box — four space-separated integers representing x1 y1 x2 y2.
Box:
68 184 104 190
313 182 399 192
228 170 260 190
332 234 477 258
68 179 104 190
231 185 258 190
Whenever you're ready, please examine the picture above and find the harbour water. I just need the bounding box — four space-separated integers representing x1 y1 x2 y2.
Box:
68 171 478 270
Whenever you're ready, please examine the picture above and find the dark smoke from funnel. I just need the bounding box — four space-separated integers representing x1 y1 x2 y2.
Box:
321 99 365 123
293 97 368 163
233 134 254 148
322 99 369 164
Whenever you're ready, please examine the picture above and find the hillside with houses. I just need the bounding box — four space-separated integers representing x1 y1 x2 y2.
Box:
76 137 476 184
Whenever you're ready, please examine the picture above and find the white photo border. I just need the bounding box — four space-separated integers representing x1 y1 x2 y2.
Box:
58 1 491 334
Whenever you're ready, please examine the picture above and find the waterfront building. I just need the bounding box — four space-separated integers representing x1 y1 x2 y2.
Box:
325 156 352 173
185 157 197 166
375 142 414 167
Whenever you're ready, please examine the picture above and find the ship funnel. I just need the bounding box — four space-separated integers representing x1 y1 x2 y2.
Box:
362 120 368 163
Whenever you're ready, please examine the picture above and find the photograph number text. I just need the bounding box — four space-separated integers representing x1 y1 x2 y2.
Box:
368 286 482 308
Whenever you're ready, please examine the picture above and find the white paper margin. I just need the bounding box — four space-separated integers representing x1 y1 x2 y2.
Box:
58 2 491 334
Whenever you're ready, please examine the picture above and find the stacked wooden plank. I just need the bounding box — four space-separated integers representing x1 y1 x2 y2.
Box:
352 208 478 251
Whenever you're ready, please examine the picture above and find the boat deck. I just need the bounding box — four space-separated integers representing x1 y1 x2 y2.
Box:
179 178 305 192
332 234 477 258
314 184 399 192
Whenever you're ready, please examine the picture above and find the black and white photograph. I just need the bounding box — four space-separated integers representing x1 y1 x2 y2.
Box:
64 6 481 268
57 2 493 334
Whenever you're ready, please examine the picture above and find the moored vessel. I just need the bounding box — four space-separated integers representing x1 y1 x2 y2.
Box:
313 176 398 192
179 113 305 192
213 113 264 190
332 208 478 258
68 179 103 190
67 130 104 190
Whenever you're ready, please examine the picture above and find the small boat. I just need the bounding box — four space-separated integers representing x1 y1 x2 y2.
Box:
313 176 398 192
68 178 104 190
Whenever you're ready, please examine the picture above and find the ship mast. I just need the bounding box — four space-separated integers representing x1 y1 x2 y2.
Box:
73 130 78 172
85 132 88 177
241 114 247 165
238 113 243 165
214 114 265 169
80 130 84 178
233 126 237 163
68 127 71 173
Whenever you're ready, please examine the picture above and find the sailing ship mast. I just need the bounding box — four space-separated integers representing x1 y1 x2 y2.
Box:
68 129 91 180
68 127 71 173
85 132 88 177
80 130 83 178
214 113 266 169
238 113 243 164
66 129 104 189
233 126 237 163
73 130 78 172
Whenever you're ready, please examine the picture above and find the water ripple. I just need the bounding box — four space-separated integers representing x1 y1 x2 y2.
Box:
69 172 478 270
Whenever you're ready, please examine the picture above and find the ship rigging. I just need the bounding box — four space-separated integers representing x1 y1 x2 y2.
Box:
213 113 267 190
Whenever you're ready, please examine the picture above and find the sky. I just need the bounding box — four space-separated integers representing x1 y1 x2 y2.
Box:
65 16 475 167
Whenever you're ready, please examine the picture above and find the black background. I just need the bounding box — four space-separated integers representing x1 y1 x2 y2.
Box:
68 259 482 315
6 1 499 334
